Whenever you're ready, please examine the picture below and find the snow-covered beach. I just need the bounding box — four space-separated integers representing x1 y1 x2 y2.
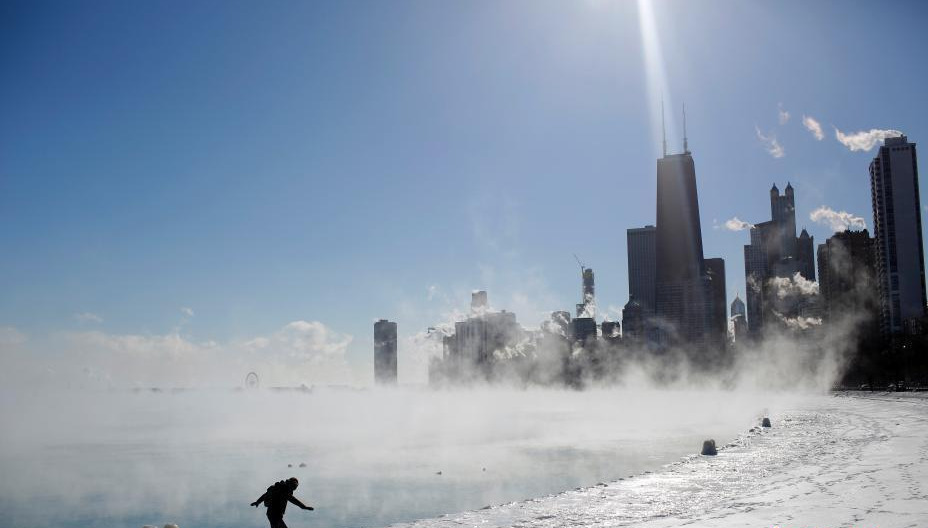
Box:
400 393 928 528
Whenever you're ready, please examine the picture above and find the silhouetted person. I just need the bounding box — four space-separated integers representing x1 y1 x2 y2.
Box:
251 477 313 528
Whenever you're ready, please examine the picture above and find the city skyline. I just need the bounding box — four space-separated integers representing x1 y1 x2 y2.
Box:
4 4 928 528
2 0 928 386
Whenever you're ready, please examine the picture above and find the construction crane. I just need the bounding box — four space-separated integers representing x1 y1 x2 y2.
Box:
573 253 585 274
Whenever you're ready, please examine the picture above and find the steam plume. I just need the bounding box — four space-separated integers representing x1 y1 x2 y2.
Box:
810 206 867 232
834 127 903 152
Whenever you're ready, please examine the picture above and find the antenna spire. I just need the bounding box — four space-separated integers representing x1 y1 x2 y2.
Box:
661 97 667 157
683 102 689 153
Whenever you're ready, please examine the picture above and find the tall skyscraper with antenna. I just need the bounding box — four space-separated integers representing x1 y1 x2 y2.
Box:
653 105 726 360
655 106 704 287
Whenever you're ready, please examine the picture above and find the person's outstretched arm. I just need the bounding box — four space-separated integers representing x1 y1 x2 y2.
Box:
251 492 267 507
289 496 314 510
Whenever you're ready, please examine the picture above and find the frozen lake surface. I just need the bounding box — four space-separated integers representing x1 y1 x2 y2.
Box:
0 386 794 528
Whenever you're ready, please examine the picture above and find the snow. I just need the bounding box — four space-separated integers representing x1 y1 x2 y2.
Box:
396 393 928 528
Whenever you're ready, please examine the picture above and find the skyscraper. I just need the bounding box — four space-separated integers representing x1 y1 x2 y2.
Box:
743 221 774 335
730 295 747 344
430 291 525 384
601 320 621 341
453 311 520 368
576 268 595 318
374 319 398 385
818 229 882 375
870 135 927 336
743 183 816 336
797 228 816 282
730 295 746 318
655 153 705 285
770 183 798 260
622 298 644 342
570 317 597 347
653 129 718 352
627 225 657 315
704 257 728 349
817 229 878 323
471 290 488 314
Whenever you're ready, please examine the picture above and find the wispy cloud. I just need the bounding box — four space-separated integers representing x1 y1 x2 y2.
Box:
722 217 754 231
834 127 903 152
778 103 790 125
74 312 104 324
809 205 867 232
802 115 824 141
755 126 785 158
180 307 195 317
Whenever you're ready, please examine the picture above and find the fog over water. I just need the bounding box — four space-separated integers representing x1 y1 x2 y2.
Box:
0 292 856 527
0 385 814 528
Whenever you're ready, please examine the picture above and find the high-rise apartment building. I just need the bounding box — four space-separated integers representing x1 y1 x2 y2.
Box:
374 319 398 385
870 135 927 336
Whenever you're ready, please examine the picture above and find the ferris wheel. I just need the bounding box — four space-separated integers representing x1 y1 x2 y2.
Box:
245 371 259 389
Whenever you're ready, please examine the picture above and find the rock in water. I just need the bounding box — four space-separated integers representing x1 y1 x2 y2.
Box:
164 524 179 528
701 439 717 456
762 417 772 428
299 462 307 468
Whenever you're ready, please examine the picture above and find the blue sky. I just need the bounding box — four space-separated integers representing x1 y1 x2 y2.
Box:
2 0 927 384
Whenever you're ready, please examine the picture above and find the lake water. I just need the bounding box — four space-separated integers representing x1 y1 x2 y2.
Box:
0 387 792 528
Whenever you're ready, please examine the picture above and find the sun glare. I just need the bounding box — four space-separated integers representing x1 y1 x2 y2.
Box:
636 0 677 154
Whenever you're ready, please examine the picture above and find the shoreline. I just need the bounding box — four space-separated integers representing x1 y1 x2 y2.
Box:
394 392 928 528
